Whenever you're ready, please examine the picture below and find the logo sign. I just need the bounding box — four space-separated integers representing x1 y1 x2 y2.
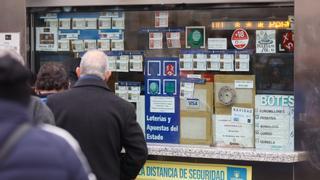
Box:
256 30 276 53
231 28 249 49
165 64 175 76
186 99 200 109
282 32 294 52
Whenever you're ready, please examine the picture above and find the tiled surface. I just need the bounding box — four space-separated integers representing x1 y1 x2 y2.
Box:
147 143 308 163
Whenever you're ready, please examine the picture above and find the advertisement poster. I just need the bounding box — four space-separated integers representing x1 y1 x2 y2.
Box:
145 57 180 143
36 27 58 51
0 33 20 54
137 161 252 180
256 30 276 53
255 95 294 151
186 26 205 49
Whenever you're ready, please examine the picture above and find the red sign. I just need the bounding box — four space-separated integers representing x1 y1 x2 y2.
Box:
282 32 294 52
231 28 249 49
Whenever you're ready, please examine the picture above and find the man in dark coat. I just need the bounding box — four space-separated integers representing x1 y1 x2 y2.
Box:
0 50 90 180
47 50 148 180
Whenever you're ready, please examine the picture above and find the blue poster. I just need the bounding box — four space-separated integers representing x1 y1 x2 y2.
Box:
145 57 180 143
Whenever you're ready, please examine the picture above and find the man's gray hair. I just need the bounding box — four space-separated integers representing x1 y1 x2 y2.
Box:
80 50 108 80
0 49 24 65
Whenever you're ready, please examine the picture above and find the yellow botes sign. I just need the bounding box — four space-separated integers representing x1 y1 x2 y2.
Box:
137 160 252 180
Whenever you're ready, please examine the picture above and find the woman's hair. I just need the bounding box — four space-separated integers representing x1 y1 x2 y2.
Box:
35 62 69 91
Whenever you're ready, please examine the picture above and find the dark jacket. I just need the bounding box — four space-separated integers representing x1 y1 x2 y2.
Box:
47 76 148 180
0 100 89 180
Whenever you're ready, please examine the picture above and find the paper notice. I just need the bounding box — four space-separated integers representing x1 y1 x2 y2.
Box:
150 96 175 113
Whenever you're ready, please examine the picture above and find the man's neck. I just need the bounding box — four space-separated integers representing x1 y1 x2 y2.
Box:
80 74 104 81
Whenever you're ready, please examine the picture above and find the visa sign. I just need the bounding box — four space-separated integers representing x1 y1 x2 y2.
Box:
186 99 200 109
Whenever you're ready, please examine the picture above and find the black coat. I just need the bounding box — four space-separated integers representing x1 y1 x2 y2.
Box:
47 76 148 180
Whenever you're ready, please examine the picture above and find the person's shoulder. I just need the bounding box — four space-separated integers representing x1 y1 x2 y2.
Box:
29 96 55 125
47 89 73 102
108 93 135 110
28 126 73 148
29 96 43 107
40 124 80 150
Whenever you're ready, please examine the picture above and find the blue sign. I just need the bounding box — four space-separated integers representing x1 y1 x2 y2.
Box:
227 167 248 180
145 57 180 143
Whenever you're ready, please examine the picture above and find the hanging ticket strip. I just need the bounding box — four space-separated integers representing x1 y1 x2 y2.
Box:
37 12 125 52
78 51 144 72
179 49 253 72
140 28 184 50
144 57 180 143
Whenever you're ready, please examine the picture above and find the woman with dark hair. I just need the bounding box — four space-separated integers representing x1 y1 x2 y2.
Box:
35 62 69 102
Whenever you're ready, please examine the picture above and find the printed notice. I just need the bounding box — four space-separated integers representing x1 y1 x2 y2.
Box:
180 82 195 99
255 95 294 151
235 80 254 89
36 27 58 51
232 107 254 124
0 33 20 54
208 38 227 50
150 96 175 113
215 115 254 148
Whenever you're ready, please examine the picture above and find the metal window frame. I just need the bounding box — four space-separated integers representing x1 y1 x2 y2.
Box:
26 0 293 7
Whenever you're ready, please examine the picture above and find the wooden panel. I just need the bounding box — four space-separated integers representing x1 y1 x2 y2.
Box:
214 75 255 115
180 82 213 145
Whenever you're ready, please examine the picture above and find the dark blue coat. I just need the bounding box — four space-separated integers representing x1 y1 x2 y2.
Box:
0 100 89 180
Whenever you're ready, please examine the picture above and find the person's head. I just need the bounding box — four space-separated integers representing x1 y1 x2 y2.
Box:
0 49 30 106
76 50 111 81
35 62 69 93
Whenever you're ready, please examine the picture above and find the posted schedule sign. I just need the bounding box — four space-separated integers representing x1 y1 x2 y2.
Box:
255 95 294 151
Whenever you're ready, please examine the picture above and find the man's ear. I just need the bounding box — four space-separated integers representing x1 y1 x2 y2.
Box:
104 71 112 82
76 67 81 78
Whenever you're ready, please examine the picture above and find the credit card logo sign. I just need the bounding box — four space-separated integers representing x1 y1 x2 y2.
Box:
186 99 200 109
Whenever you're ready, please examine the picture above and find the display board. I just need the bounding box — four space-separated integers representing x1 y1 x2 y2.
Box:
144 57 180 143
30 5 294 150
255 95 294 151
180 82 213 145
